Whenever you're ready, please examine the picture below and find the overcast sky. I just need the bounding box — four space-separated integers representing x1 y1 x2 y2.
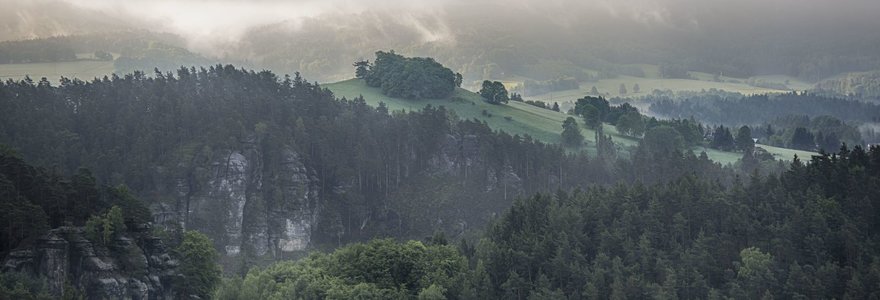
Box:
4 0 880 59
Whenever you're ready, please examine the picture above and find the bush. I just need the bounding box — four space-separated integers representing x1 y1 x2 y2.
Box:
84 205 126 246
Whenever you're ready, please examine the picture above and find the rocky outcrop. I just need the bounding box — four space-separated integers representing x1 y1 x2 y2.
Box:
2 226 178 299
432 133 523 196
431 134 481 176
158 138 321 264
271 148 320 254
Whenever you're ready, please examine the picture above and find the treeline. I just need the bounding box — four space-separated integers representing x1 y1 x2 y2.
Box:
219 145 880 299
648 92 880 124
521 77 579 96
816 70 880 99
752 115 864 152
572 96 703 145
356 51 462 99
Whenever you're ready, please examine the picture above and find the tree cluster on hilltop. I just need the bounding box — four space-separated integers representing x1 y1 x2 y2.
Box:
355 51 462 100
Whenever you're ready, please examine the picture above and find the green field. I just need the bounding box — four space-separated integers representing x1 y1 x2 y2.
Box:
696 144 817 165
525 75 788 108
325 79 629 154
325 79 816 164
0 59 116 83
501 63 816 113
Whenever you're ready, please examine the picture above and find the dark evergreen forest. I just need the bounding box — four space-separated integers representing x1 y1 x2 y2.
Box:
2 65 877 299
0 65 740 255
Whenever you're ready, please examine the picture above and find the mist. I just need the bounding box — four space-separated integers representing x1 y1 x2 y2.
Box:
4 0 880 81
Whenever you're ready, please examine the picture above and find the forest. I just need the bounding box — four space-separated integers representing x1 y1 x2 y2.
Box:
2 1 880 298
213 142 880 300
0 65 793 298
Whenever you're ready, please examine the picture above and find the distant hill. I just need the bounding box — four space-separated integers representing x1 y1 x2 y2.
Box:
0 32 215 83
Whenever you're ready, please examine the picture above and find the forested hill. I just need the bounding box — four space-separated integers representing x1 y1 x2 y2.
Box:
473 146 880 299
0 65 743 274
213 145 880 299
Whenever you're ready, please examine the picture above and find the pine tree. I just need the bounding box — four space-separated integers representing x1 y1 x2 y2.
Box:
561 117 584 147
736 126 755 153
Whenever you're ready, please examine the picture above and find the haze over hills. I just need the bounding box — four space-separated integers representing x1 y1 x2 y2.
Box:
4 0 880 84
2 1 880 299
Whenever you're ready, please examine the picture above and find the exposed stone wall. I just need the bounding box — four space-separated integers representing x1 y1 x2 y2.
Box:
155 139 321 266
2 227 178 299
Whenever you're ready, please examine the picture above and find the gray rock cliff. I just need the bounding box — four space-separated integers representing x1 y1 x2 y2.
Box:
155 138 320 267
3 226 178 299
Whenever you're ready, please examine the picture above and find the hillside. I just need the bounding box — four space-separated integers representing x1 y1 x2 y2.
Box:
326 79 626 153
326 78 817 164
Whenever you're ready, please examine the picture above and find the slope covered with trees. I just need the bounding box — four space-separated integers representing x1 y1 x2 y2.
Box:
0 65 755 276
474 145 880 299
217 145 880 299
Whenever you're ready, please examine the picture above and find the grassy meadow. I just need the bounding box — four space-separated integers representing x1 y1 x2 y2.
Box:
505 64 815 113
325 79 816 164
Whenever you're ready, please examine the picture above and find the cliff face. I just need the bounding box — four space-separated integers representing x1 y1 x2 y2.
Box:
159 138 320 266
150 133 519 269
2 226 178 299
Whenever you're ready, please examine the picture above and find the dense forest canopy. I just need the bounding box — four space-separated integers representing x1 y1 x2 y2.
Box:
0 64 786 298
470 145 880 299
3 0 880 298
0 66 754 253
215 145 880 299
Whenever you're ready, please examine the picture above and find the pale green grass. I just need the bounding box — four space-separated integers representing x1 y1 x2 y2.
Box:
694 144 818 165
0 60 115 84
325 79 642 156
756 144 818 161
748 75 814 91
325 79 819 163
528 75 787 104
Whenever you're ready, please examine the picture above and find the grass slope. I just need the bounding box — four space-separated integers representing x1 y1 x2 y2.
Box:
325 79 816 164
325 79 629 154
